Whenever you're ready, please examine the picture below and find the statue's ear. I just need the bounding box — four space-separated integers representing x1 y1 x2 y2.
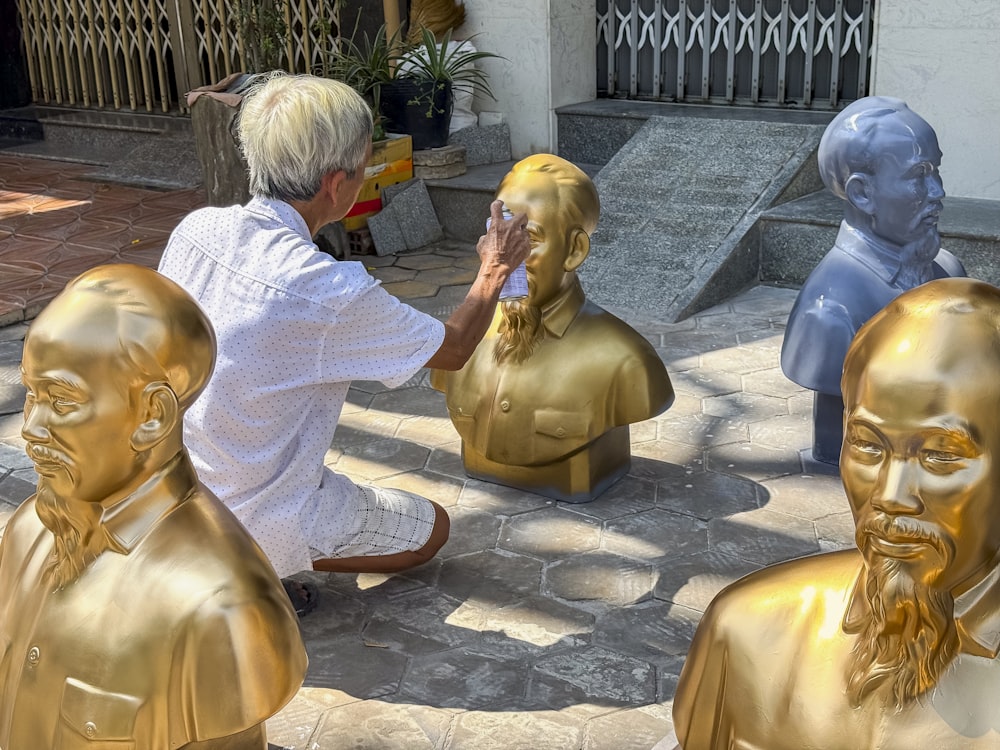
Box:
564 228 590 272
130 382 178 452
844 173 875 215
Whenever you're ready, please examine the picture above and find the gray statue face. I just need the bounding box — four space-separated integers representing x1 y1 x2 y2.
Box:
865 119 945 248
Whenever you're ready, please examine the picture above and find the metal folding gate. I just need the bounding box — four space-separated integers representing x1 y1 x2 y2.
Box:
597 0 874 108
14 0 339 114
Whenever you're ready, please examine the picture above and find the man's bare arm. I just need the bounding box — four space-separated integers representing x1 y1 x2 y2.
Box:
424 199 530 371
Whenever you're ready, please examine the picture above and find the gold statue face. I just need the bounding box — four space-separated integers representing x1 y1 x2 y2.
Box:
842 283 1000 594
19 264 214 507
495 155 598 310
22 305 153 505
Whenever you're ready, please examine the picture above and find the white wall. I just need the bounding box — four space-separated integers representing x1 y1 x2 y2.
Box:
872 0 1000 200
457 0 596 158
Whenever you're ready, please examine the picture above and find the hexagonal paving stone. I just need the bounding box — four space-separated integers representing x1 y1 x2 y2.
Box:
656 469 762 521
266 687 359 750
476 595 595 654
457 478 553 515
748 412 813 450
652 548 762 610
369 386 447 418
544 551 655 606
439 507 502 557
708 507 819 566
702 391 788 422
425 441 466 479
560 475 656 521
631 418 658 444
759 472 850 521
303 633 408 697
582 704 674 750
729 285 797 315
382 279 441 299
669 368 742 398
308 700 453 750
438 549 543 607
416 265 477 286
694 310 777 335
336 409 405 442
788 391 814 416
395 415 461 448
592 600 702 661
604 508 708 562
528 645 657 707
657 413 749 448
706 440 802 481
369 266 417 283
631 441 706 474
741 366 805 398
698 345 779 374
449 710 583 750
361 589 478 655
399 649 529 710
654 392 703 420
335 437 431 480
660 330 739 359
498 506 602 560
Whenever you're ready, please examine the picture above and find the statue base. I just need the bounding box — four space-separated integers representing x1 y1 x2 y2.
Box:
461 425 631 503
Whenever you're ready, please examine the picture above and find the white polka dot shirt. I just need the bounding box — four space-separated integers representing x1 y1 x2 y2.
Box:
158 197 444 576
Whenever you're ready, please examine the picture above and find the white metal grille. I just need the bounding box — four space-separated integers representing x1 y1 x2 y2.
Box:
15 0 340 114
597 0 874 108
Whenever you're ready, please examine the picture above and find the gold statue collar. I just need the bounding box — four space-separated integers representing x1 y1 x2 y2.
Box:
844 559 1000 658
540 278 585 338
100 452 199 553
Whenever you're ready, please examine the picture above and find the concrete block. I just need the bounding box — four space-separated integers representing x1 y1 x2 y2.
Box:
448 124 511 166
388 180 445 250
367 208 407 257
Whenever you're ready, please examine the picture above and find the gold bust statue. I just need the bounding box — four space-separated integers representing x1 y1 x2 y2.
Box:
431 154 674 502
1 265 306 749
671 277 1000 749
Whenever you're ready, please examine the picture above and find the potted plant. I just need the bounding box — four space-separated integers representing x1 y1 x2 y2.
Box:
380 27 501 150
325 23 402 141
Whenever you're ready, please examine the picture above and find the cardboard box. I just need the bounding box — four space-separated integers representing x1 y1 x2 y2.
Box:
341 133 414 231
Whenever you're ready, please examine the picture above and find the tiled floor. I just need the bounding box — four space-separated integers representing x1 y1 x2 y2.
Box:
0 153 206 324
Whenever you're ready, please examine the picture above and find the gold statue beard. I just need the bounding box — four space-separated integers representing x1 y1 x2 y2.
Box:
895 227 941 288
35 485 108 590
494 299 544 365
846 518 959 709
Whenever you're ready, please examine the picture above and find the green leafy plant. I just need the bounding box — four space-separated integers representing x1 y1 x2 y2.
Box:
396 27 501 117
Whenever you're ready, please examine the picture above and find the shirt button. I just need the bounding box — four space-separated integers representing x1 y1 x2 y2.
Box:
84 722 97 738
556 427 566 437
500 400 510 412
27 646 40 665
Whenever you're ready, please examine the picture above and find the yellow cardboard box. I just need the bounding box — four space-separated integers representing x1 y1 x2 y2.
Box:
341 133 414 231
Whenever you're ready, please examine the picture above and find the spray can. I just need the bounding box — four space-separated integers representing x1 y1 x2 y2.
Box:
486 206 528 300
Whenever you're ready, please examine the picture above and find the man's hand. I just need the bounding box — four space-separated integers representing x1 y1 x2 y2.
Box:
478 199 531 280
423 200 530 372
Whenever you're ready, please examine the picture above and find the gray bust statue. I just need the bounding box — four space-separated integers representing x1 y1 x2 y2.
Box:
780 95 966 465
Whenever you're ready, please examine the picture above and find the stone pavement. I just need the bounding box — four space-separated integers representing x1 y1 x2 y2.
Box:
0 152 854 749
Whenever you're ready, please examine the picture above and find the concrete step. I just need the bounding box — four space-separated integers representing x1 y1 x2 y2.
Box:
759 189 1000 287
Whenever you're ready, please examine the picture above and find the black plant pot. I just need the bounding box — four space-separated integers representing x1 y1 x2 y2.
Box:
380 79 453 150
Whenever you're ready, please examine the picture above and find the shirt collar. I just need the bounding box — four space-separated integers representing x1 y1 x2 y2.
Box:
246 196 311 241
540 277 585 338
835 221 904 285
844 558 1000 658
100 452 198 553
